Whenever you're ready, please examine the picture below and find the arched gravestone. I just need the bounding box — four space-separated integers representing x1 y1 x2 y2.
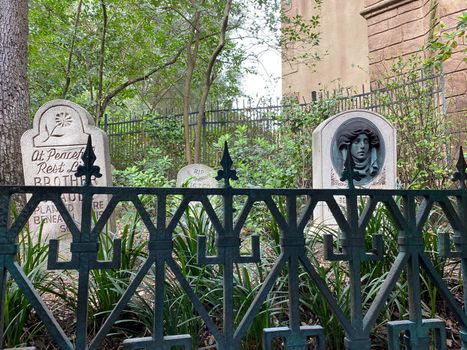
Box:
176 164 218 188
21 100 112 246
312 109 396 224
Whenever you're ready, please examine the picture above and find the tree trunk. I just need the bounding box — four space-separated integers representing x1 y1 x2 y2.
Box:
62 0 84 98
194 0 232 163
0 0 29 185
96 0 108 123
183 4 202 164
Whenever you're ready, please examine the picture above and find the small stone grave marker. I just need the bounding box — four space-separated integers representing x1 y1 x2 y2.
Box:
21 99 112 244
312 109 397 225
176 164 218 188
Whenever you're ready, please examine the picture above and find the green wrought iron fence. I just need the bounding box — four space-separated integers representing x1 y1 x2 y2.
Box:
100 72 444 168
0 138 465 349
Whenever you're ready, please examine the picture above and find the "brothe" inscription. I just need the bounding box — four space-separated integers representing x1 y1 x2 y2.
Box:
21 100 112 241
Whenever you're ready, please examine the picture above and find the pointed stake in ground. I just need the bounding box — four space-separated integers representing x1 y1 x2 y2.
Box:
216 141 238 188
452 146 466 189
75 135 102 186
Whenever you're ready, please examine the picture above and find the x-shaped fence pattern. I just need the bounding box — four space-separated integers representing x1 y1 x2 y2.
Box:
0 139 466 350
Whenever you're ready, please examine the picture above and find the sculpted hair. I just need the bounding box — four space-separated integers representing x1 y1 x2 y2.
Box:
336 121 380 151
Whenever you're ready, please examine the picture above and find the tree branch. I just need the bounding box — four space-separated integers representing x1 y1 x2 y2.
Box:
99 46 185 116
96 0 108 120
183 2 203 163
62 0 83 98
194 0 232 163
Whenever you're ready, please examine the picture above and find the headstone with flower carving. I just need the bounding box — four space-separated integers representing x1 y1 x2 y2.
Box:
20 100 112 249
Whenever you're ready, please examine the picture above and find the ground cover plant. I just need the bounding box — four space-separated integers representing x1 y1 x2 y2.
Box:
4 188 463 349
1 59 461 349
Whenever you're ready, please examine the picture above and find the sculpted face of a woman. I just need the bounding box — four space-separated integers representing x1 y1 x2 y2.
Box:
332 118 384 184
350 133 370 162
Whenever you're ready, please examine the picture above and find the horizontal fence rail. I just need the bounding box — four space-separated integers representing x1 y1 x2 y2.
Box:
99 72 444 168
0 140 465 350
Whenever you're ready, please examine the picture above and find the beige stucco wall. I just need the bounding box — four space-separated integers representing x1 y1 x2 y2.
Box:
282 0 465 146
282 0 370 101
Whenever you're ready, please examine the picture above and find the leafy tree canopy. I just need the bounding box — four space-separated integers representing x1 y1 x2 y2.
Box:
28 0 321 121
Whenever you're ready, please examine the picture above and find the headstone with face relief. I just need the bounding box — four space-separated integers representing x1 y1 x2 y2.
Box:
312 109 396 225
176 164 218 188
20 99 112 243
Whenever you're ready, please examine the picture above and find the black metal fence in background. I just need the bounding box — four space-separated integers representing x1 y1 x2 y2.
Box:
99 99 284 168
99 72 444 168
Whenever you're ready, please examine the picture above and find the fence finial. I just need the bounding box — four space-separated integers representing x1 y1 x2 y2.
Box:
340 147 362 189
75 135 102 186
216 141 238 188
453 146 466 189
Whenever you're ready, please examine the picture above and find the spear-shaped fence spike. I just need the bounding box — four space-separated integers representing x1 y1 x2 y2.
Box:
452 146 466 189
216 141 238 188
340 147 363 189
75 135 102 186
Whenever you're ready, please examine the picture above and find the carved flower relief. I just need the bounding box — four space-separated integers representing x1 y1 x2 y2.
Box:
43 112 73 142
34 104 90 147
55 112 73 128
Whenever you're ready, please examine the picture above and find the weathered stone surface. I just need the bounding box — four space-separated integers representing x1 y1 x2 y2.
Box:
383 35 424 59
390 7 424 28
401 20 425 40
443 54 466 74
440 12 466 30
445 71 467 98
21 100 112 242
397 0 422 14
369 48 385 64
449 111 467 150
369 27 402 51
438 0 465 17
366 8 398 26
176 164 218 188
368 20 390 37
452 94 467 113
312 109 396 225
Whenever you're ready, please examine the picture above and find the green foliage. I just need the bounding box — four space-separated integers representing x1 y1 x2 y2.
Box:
371 56 451 188
45 212 150 341
216 126 299 188
2 192 460 348
425 12 467 70
279 0 322 65
211 96 338 189
112 146 175 188
28 0 298 121
2 218 50 348
143 115 186 171
88 216 148 335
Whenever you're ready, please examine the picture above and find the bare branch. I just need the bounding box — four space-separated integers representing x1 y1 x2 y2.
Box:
194 0 232 162
96 0 108 119
99 46 185 116
62 0 83 98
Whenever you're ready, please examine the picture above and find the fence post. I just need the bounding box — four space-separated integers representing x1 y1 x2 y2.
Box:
202 112 207 164
311 91 317 103
439 64 451 165
103 113 108 133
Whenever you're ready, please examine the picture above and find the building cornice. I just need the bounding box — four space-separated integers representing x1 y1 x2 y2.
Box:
360 0 418 19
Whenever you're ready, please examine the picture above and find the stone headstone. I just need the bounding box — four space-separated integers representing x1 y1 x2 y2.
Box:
176 164 218 188
21 99 112 242
312 109 396 224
